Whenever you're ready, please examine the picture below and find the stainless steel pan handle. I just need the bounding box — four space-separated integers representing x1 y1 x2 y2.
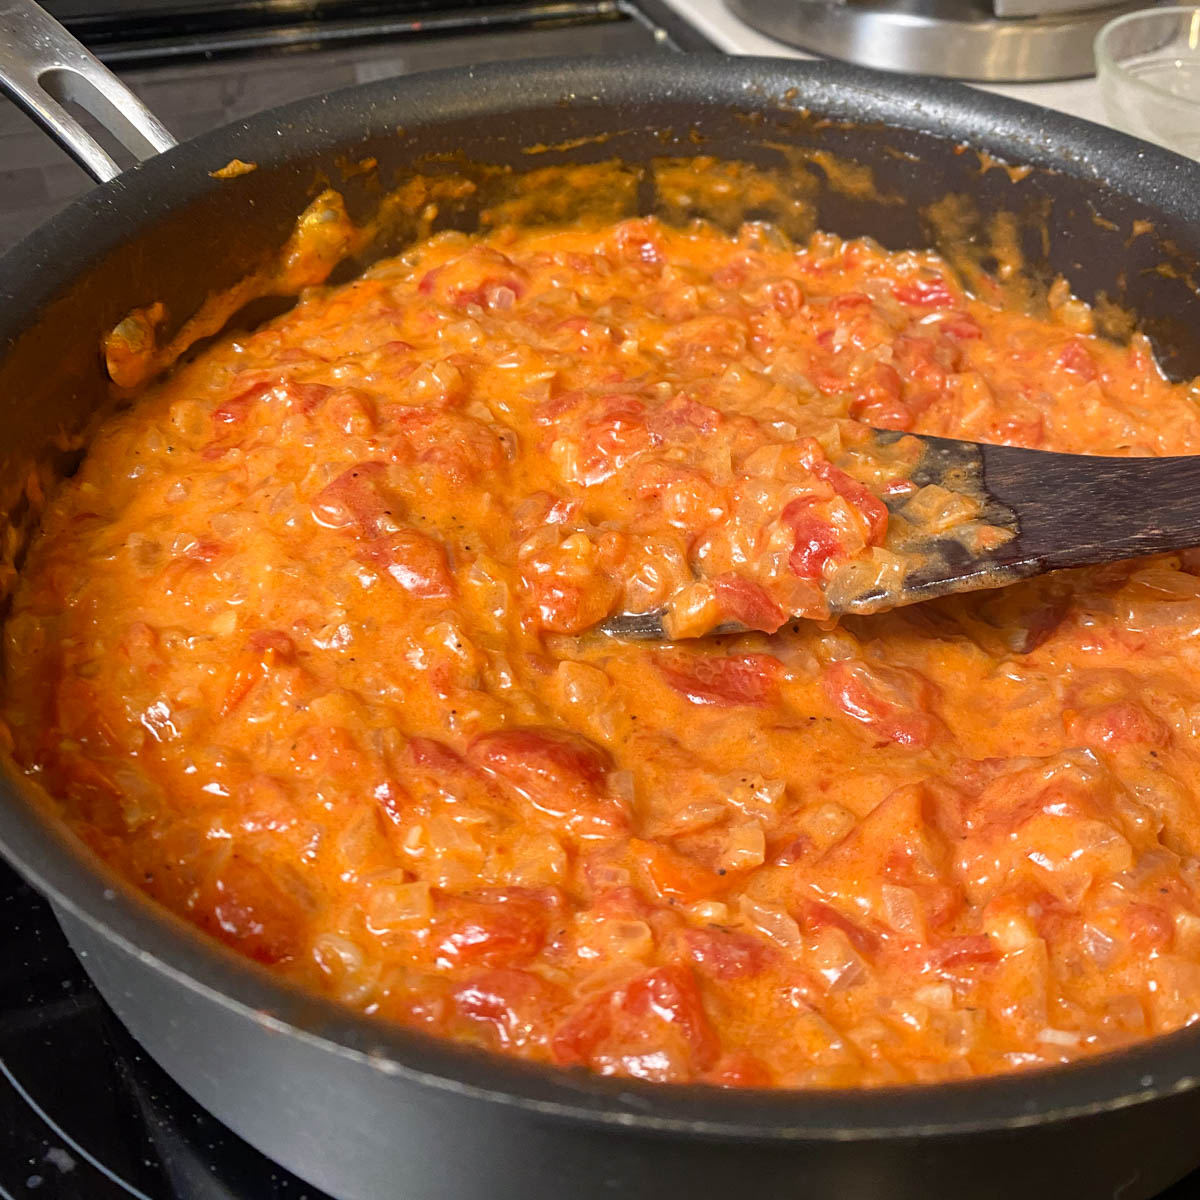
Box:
0 0 176 183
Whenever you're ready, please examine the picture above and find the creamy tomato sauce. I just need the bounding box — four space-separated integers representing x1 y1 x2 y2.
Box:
7 215 1200 1089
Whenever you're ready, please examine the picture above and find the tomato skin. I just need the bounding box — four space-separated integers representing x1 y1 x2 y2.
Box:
1056 338 1099 381
798 898 881 958
550 964 719 1078
894 278 956 308
362 529 455 599
821 659 943 748
656 651 783 707
467 727 627 839
1066 700 1169 749
682 926 773 980
926 934 999 970
711 574 787 634
432 887 557 970
810 460 889 545
782 500 842 580
311 461 392 535
452 968 565 1049
195 854 302 965
212 382 268 427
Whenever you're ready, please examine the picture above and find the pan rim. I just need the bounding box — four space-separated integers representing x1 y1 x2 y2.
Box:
3 51 1200 1141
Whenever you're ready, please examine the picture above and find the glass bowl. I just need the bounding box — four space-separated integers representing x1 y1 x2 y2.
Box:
1096 6 1200 159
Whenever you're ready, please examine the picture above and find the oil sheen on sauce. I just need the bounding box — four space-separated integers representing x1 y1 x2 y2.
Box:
7 214 1200 1089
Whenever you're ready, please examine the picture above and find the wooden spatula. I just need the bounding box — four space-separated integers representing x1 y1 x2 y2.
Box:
600 432 1200 640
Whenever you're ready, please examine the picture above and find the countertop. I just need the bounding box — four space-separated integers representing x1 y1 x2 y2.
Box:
657 0 1114 126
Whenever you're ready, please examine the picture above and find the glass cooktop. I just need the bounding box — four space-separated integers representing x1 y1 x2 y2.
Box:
0 861 332 1198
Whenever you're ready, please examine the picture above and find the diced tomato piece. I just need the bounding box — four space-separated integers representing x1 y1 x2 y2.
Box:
894 278 956 308
1124 903 1175 952
682 926 773 980
927 934 999 969
1056 338 1099 382
450 276 525 311
1066 701 1169 749
782 500 844 580
311 461 392 535
591 884 656 924
186 540 225 563
810 460 888 545
285 381 334 413
407 737 466 772
432 888 555 969
797 899 880 957
452 968 565 1049
467 727 626 839
212 382 268 427
712 263 747 289
893 334 950 393
656 651 784 707
829 292 872 314
197 854 302 965
939 315 982 340
612 220 665 268
551 965 718 1079
527 574 620 635
220 630 301 716
362 529 455 599
711 574 787 634
646 393 723 439
245 630 297 662
704 1052 773 1088
630 839 729 905
821 659 943 748
202 382 270 458
766 279 803 314
573 396 659 486
849 362 910 431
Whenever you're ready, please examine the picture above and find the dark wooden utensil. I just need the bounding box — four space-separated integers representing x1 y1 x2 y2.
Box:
600 432 1200 639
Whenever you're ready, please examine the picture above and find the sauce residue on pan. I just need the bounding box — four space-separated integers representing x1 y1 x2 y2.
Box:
8 185 1200 1088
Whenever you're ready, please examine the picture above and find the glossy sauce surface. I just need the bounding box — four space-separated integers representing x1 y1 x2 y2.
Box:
8 216 1200 1088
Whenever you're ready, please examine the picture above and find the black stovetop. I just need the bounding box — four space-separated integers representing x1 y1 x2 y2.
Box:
0 860 334 1199
0 0 713 254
